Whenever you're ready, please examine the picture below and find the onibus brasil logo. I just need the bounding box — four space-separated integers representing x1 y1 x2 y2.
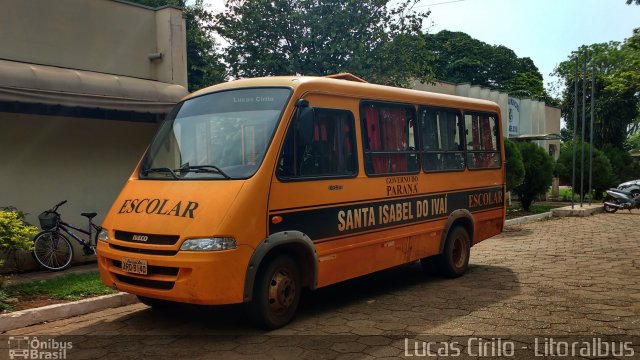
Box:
8 336 72 359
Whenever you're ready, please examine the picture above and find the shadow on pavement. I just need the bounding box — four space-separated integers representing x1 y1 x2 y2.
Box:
63 261 519 336
17 262 521 359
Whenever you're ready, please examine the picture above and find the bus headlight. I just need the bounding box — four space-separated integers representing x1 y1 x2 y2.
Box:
180 237 237 251
97 228 109 243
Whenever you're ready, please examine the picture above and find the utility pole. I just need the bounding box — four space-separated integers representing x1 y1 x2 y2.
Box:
589 66 595 205
571 55 578 209
580 50 587 207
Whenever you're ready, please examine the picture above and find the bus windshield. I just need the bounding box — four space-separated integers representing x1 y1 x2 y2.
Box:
140 88 291 180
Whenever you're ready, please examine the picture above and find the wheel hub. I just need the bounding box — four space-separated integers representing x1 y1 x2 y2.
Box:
268 268 296 314
452 236 467 269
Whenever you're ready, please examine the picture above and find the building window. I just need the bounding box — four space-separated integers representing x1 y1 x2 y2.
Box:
361 102 419 175
277 108 357 179
420 107 464 171
464 113 501 169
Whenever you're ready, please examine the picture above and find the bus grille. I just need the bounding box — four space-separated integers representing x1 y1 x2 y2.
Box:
115 274 175 290
114 230 179 245
109 243 178 256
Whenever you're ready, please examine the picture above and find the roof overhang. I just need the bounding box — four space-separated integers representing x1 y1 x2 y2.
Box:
509 133 562 141
0 59 188 115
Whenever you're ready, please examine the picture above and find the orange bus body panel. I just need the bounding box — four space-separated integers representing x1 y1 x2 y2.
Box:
97 76 506 305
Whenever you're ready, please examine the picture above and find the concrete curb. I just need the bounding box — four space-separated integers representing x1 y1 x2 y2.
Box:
505 212 552 226
0 292 138 332
551 204 603 217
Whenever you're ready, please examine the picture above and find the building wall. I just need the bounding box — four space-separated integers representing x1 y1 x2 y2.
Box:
0 113 158 265
546 106 562 160
0 0 187 87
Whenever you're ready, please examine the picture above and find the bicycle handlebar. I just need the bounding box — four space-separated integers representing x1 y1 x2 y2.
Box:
51 200 67 213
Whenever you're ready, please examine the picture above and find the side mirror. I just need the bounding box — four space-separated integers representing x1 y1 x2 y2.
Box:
296 106 315 145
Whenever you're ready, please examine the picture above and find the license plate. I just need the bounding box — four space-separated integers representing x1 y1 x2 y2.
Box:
122 258 148 275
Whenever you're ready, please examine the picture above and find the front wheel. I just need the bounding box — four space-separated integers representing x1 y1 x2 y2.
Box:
438 227 471 278
33 231 74 271
249 255 301 329
603 196 620 213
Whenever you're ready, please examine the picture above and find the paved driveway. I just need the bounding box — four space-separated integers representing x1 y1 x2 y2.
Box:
3 213 640 359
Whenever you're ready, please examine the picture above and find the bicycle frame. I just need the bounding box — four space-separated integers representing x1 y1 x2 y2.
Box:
56 220 97 248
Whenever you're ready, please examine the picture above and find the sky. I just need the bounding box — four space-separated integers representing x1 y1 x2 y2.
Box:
201 0 640 95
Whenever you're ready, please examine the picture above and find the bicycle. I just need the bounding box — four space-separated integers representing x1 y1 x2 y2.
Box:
33 200 101 271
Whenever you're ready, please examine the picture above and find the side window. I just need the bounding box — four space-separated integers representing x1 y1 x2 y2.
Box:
420 107 464 171
277 108 357 179
361 103 418 175
464 113 501 169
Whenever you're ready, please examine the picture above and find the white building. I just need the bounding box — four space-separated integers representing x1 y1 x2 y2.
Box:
412 80 561 160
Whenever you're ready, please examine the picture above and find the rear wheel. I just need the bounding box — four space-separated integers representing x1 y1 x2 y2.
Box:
438 227 470 278
249 255 301 329
32 231 74 271
603 196 620 213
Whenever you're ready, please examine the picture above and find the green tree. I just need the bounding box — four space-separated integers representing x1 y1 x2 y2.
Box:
424 30 551 101
504 139 524 191
555 140 616 199
627 0 640 5
560 127 574 143
214 0 433 87
553 28 640 149
602 144 640 183
513 142 554 210
127 0 226 91
625 131 640 150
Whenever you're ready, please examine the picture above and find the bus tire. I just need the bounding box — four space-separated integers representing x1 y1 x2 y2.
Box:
249 254 301 329
439 226 470 278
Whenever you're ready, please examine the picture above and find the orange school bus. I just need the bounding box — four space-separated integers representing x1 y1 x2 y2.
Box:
97 74 505 328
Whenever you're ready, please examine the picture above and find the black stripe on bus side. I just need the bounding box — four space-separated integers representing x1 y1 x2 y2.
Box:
269 184 504 213
312 206 502 244
268 187 504 240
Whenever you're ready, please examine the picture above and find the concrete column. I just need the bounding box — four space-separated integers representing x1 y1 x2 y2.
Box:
469 85 481 99
480 88 490 100
498 93 509 138
531 100 541 147
455 83 470 97
520 99 532 135
154 7 188 88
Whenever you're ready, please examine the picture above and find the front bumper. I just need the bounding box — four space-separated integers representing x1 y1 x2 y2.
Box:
97 240 252 305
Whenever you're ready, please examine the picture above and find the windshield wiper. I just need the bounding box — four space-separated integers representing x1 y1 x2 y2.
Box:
141 167 178 179
177 165 231 179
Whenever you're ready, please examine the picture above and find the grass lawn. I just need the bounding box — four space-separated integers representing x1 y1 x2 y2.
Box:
528 204 562 213
0 271 116 313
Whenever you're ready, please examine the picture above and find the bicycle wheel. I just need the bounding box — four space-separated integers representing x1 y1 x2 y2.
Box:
33 231 74 271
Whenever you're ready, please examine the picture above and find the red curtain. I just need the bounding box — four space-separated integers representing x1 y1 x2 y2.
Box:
366 106 407 173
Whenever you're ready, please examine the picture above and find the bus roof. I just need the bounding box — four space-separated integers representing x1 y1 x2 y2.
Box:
186 76 501 114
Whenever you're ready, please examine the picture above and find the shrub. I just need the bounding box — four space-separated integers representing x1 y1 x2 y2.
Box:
504 139 525 191
602 144 640 184
556 140 616 199
0 209 38 269
514 142 554 210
